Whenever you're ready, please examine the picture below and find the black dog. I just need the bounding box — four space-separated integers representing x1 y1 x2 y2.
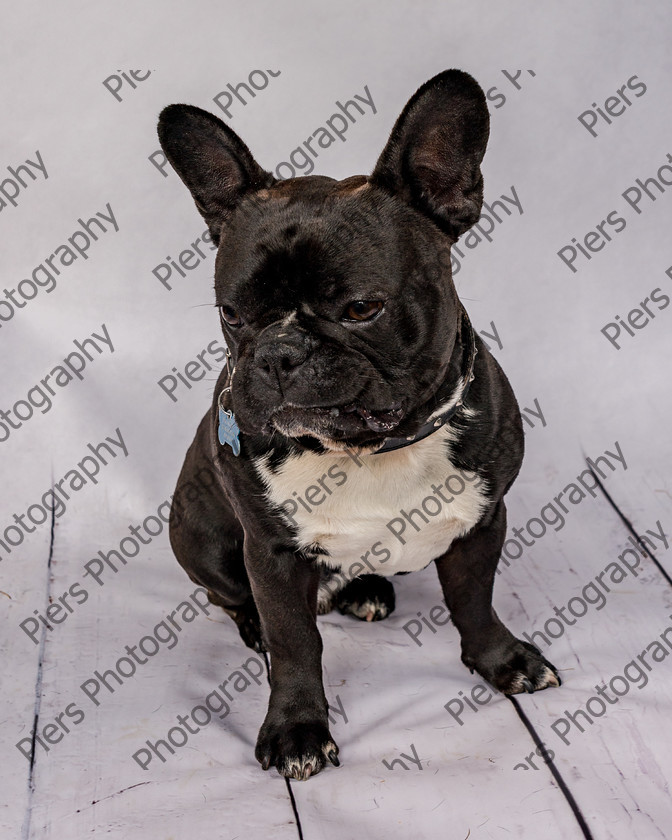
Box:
157 69 560 781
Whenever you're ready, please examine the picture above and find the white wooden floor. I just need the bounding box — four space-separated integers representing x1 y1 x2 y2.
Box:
2 2 672 838
4 425 672 840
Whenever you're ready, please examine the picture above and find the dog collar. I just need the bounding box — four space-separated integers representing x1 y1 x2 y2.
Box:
373 303 477 454
216 304 476 457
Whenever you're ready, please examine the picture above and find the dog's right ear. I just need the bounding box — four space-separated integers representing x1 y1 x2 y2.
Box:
370 70 489 240
157 104 274 245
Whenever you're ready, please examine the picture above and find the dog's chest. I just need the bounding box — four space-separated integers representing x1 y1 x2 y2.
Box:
253 427 488 578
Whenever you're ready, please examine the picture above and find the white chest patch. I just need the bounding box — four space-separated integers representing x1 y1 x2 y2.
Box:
253 425 489 580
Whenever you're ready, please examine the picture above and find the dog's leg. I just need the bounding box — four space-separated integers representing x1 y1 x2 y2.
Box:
169 424 264 651
434 500 561 694
246 540 340 779
205 587 264 653
171 506 265 652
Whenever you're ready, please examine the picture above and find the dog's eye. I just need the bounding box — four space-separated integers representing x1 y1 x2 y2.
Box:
343 300 384 322
219 305 243 327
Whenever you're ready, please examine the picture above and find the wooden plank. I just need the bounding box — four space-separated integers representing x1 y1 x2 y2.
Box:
0 528 52 840
493 468 672 840
19 512 300 839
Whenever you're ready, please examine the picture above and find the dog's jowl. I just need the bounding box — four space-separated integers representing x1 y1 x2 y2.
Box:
157 69 560 781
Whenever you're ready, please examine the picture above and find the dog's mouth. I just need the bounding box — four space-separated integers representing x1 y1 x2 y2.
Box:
269 401 405 438
337 401 405 432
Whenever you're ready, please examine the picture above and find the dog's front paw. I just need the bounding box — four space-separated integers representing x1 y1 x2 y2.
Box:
465 639 561 695
337 574 395 621
255 720 340 779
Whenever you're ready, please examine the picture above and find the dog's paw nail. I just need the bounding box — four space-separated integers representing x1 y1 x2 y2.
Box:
327 748 340 766
258 722 337 779
522 678 535 694
545 669 561 688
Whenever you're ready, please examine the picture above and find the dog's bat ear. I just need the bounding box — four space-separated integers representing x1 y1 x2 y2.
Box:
157 104 274 245
370 70 489 239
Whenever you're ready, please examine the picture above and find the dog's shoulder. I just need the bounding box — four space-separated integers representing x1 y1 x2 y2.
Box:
446 334 525 499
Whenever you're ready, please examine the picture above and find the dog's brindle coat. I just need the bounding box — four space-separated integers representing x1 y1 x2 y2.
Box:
158 69 560 780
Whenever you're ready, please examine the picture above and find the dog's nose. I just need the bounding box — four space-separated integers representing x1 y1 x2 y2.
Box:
254 335 314 386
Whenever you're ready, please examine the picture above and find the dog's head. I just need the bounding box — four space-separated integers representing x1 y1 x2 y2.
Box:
158 70 489 452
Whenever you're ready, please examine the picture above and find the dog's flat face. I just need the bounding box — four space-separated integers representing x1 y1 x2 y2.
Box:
214 175 459 449
158 70 489 451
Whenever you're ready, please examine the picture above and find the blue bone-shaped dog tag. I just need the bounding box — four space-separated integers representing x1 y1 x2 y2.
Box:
218 407 241 456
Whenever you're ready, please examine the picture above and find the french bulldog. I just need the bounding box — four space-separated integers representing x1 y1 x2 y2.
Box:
157 69 560 781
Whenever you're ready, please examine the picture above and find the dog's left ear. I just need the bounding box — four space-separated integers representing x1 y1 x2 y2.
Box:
157 104 274 245
370 70 489 239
